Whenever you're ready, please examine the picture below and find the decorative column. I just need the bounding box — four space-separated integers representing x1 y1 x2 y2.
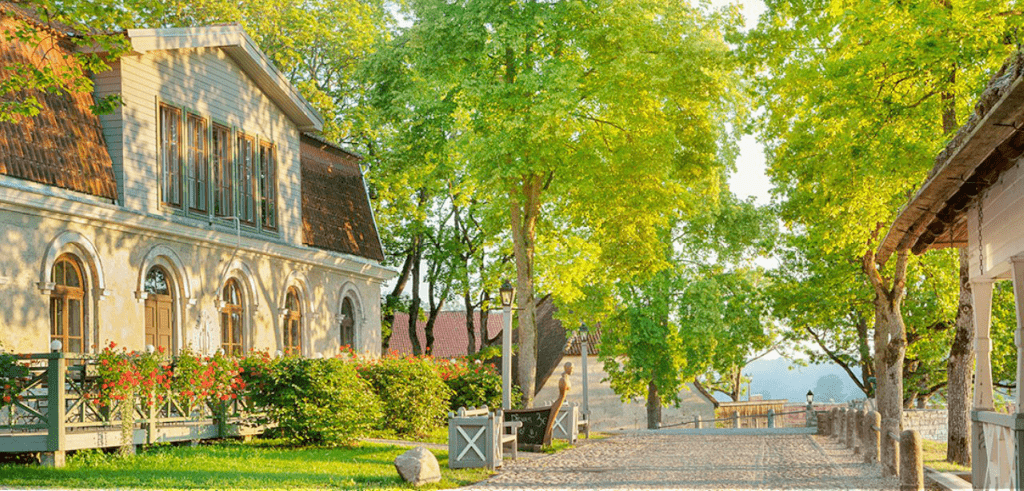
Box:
971 278 995 487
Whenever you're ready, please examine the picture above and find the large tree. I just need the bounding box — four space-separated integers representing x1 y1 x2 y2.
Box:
376 0 743 406
745 0 1022 469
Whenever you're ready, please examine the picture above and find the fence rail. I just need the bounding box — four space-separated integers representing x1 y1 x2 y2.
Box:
658 409 810 429
0 352 265 466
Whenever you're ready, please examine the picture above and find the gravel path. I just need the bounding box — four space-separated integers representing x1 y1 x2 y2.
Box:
460 431 897 490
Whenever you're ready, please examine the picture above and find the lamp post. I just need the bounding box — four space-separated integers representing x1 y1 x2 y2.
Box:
806 390 815 427
500 281 515 410
580 322 590 421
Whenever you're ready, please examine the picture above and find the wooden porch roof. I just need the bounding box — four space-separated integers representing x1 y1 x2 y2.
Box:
878 51 1024 263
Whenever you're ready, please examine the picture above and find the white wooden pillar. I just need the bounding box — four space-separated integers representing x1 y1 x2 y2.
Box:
973 279 996 411
972 278 995 487
1012 257 1024 412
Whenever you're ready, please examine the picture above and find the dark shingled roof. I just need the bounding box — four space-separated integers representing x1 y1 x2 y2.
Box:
564 325 601 356
0 11 118 201
300 133 385 262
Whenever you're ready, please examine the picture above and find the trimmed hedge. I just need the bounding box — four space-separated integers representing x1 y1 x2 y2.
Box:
357 355 453 436
242 355 381 446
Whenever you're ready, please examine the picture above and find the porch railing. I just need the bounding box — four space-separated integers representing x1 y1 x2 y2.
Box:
1 352 264 463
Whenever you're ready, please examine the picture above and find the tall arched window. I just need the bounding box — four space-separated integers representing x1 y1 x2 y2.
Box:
144 266 176 354
51 255 85 353
340 297 355 350
221 279 244 355
283 288 301 356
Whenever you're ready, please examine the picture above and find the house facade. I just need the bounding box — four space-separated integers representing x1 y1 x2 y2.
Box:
0 12 393 357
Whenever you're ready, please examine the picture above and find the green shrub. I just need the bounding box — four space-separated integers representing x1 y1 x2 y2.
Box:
243 356 380 446
357 355 452 436
440 360 504 411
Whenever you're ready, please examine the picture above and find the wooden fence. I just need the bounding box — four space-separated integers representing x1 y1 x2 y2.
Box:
0 352 265 466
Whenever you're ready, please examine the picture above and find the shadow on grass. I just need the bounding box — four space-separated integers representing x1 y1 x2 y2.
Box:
0 440 490 490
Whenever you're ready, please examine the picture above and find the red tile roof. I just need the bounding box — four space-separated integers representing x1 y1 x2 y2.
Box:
389 310 504 358
0 12 118 201
300 134 385 262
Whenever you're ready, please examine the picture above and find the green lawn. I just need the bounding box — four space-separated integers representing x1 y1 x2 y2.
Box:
921 439 970 474
0 439 493 490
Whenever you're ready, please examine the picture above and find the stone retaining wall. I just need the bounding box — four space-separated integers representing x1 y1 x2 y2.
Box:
902 409 947 442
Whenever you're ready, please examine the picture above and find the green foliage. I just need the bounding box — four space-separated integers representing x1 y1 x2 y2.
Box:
0 348 29 407
356 355 453 436
439 359 509 411
242 357 381 446
746 0 1020 405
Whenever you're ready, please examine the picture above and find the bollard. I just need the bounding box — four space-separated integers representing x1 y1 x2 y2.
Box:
694 415 701 429
732 411 740 429
845 409 854 449
831 408 840 438
899 430 923 490
865 411 880 464
883 423 900 478
836 409 844 443
768 409 775 428
853 410 864 454
838 408 847 445
819 411 830 436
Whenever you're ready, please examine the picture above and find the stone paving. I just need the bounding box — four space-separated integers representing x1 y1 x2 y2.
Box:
460 430 898 490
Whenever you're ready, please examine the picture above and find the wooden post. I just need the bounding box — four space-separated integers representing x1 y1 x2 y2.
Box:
899 430 923 491
732 411 739 429
145 387 157 445
972 278 995 486
42 352 67 468
865 411 880 464
694 415 701 429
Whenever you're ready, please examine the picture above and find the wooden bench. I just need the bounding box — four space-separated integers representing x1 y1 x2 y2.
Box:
447 406 518 470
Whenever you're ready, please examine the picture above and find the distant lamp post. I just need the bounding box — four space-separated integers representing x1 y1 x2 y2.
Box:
580 322 590 431
500 280 515 410
806 390 815 427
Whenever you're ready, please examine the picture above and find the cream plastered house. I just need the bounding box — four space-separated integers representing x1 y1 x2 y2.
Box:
0 10 394 358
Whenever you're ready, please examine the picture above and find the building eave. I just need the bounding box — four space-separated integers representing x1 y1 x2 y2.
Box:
878 52 1024 264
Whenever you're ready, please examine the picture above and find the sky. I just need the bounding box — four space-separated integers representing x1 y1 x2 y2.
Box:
712 0 772 206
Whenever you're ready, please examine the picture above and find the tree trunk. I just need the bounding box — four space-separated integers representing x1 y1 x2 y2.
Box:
382 251 414 351
408 237 423 356
647 380 661 429
510 174 542 407
947 247 974 465
464 290 477 355
864 249 909 478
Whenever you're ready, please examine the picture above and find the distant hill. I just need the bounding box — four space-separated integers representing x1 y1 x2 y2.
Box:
712 357 864 404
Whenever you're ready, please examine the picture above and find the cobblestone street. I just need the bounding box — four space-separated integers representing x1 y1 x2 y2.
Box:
461 430 897 490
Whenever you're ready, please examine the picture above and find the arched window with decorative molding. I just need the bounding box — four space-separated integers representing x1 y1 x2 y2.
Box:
221 279 244 355
283 287 302 356
340 296 355 351
50 255 86 353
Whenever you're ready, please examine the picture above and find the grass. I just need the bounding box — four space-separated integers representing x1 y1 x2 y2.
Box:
0 438 493 490
921 439 970 474
366 426 449 445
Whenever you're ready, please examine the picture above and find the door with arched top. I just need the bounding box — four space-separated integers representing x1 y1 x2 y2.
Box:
144 266 176 354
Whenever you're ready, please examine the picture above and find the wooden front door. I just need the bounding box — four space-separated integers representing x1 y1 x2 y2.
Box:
144 266 176 353
145 293 174 352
